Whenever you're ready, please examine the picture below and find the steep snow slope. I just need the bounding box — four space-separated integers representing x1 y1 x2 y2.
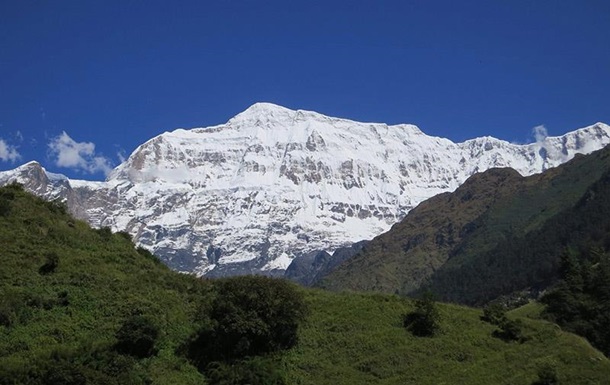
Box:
1 103 609 276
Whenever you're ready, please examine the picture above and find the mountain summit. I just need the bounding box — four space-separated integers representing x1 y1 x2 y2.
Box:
1 103 609 276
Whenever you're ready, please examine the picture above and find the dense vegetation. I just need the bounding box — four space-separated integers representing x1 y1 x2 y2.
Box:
2 184 610 384
423 167 610 305
0 184 306 384
280 290 610 385
541 249 610 357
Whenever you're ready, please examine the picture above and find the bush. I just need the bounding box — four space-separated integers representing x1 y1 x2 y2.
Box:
187 276 308 366
205 357 286 385
96 227 113 241
116 231 132 242
481 303 506 325
493 318 527 343
39 252 60 275
0 196 11 217
0 299 20 327
533 361 559 385
137 247 161 264
403 292 441 337
115 315 159 358
44 361 87 385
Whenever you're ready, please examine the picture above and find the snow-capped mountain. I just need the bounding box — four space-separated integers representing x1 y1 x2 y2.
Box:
1 103 609 276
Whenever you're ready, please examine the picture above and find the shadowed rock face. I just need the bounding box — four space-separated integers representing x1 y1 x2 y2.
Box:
285 241 368 286
1 104 609 278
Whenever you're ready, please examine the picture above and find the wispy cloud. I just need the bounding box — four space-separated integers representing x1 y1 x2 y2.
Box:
48 131 113 176
115 145 127 163
0 138 21 163
533 125 548 143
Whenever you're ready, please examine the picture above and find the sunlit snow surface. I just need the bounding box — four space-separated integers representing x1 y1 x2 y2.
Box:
2 103 610 276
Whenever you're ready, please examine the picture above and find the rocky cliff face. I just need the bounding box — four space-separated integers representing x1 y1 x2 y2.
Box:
1 103 609 276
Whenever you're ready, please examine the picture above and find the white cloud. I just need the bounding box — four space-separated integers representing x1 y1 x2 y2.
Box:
533 125 548 143
115 145 127 163
0 138 21 162
48 131 113 176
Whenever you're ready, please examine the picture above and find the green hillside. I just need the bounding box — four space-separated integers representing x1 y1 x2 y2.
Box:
319 145 610 304
281 290 610 385
0 183 210 384
1 184 610 384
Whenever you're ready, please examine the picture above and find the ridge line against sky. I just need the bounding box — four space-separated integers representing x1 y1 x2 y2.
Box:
1 0 609 180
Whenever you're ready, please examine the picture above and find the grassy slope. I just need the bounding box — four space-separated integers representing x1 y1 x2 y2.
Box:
0 185 209 384
2 185 610 384
282 290 610 385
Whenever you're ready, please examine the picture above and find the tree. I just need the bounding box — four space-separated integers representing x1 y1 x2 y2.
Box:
403 292 441 337
39 252 59 275
115 315 159 358
493 318 527 342
187 276 308 366
481 303 506 325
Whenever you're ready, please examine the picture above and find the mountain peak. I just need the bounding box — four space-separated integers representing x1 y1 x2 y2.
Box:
2 105 610 279
230 102 297 124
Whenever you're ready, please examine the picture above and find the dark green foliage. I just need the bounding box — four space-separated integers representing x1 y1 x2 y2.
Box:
96 226 113 240
481 302 528 343
424 168 610 305
0 189 14 217
115 314 160 358
116 231 132 242
403 292 441 337
2 185 610 384
0 294 25 327
45 198 68 215
39 252 60 275
492 318 527 343
44 361 87 385
187 275 308 367
0 185 209 384
205 358 286 385
541 249 610 356
533 362 559 385
481 303 506 325
136 246 161 264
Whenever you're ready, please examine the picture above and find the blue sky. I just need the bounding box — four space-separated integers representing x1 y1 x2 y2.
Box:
1 0 609 180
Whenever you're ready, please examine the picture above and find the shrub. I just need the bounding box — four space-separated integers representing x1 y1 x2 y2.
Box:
39 252 60 275
44 361 87 385
493 318 528 343
116 231 132 242
403 292 441 337
481 303 506 325
533 361 559 385
136 247 161 264
96 227 113 241
187 276 308 365
0 197 11 217
0 300 18 327
205 358 286 385
115 315 159 358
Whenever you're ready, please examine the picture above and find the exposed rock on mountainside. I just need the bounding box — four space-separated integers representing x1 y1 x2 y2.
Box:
1 103 609 276
319 145 610 304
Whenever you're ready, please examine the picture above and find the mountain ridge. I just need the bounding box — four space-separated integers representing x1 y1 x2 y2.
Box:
319 144 610 304
1 103 609 277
